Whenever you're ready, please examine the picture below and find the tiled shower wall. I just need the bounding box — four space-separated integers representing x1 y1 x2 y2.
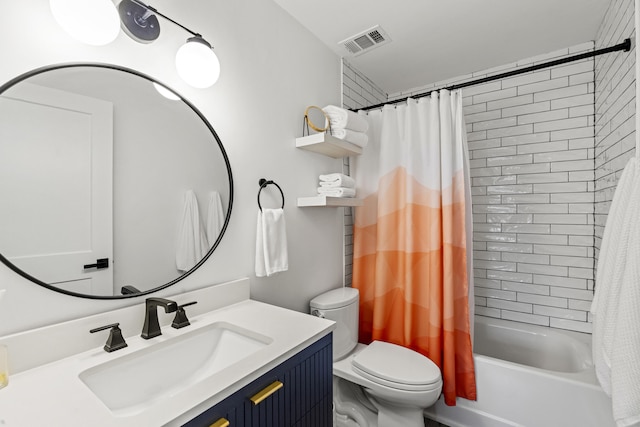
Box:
341 60 387 286
387 44 599 334
341 2 635 334
594 0 636 260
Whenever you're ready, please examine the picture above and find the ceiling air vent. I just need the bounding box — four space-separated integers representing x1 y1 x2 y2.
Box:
339 25 391 57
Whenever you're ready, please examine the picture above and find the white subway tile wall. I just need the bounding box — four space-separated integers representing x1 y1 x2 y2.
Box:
386 43 598 334
594 0 636 263
342 60 387 111
341 60 388 286
340 0 635 335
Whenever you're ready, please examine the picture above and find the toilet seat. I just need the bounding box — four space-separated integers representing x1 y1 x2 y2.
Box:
352 341 442 392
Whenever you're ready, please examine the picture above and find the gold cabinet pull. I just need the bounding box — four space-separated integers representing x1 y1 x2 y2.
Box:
209 418 229 427
249 380 284 405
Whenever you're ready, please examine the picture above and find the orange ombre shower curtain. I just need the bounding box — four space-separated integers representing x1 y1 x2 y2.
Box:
352 91 476 406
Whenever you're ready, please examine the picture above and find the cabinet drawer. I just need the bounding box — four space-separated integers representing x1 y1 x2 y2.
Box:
183 333 332 427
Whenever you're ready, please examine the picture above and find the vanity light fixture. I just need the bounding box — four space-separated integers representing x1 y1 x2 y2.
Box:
175 36 221 89
49 0 221 88
119 0 221 88
50 0 121 46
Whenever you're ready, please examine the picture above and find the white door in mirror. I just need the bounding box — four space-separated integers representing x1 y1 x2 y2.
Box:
0 83 114 295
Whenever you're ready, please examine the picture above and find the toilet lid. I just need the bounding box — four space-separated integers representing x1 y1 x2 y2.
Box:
352 341 441 390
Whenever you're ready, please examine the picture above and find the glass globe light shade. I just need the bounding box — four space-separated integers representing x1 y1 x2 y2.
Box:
50 0 120 46
153 82 181 101
175 37 221 89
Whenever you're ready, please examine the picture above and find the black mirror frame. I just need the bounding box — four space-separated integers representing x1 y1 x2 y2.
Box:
0 62 234 300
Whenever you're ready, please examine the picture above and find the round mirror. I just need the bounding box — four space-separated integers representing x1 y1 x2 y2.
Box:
0 63 233 299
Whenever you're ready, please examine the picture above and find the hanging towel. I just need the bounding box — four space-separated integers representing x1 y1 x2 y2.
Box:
331 128 369 147
206 191 224 248
317 187 356 198
319 173 356 188
611 230 640 427
176 190 208 272
322 105 369 133
255 208 288 277
592 158 637 392
591 157 640 426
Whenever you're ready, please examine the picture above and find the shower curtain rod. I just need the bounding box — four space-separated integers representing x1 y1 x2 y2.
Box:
357 38 632 112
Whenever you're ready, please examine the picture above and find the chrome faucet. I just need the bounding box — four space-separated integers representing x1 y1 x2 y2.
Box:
141 298 178 339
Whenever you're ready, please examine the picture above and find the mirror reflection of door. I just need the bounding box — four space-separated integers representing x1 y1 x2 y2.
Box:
0 65 232 298
0 83 114 295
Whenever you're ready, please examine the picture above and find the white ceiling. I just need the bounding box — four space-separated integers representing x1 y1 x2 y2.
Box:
273 0 611 95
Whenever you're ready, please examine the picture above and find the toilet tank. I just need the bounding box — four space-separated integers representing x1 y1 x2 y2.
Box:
310 287 359 361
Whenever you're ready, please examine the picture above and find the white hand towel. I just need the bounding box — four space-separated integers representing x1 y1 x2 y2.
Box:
317 187 356 198
176 190 208 272
322 105 369 133
255 208 288 277
206 191 224 248
319 173 356 188
331 128 369 148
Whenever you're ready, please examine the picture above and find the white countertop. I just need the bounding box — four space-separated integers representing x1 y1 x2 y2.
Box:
0 281 335 426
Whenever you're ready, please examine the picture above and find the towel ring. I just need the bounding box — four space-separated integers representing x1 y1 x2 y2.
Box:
257 178 285 212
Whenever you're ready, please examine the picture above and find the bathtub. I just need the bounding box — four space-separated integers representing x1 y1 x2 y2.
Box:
424 316 615 427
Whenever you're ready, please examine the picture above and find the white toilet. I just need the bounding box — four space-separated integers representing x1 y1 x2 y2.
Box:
310 287 442 427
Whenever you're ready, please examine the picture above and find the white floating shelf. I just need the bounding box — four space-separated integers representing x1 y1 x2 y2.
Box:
295 133 362 158
297 196 364 207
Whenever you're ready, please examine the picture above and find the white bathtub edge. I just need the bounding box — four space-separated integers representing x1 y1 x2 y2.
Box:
425 399 523 427
422 316 614 427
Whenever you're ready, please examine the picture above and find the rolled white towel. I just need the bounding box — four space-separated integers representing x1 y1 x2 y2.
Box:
331 128 369 148
319 173 356 188
317 187 356 198
323 105 369 133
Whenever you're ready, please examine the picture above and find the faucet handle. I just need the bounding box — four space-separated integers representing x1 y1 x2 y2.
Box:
90 323 128 353
172 301 198 329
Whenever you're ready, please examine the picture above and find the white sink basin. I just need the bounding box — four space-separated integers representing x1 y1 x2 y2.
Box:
79 321 271 416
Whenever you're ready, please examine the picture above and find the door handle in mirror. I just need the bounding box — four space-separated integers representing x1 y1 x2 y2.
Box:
83 258 109 270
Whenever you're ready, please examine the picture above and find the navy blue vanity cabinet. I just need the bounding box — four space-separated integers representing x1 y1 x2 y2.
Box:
183 333 333 427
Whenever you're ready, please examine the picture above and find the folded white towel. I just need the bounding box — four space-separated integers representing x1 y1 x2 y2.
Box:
255 208 288 277
206 191 224 248
317 187 356 198
323 105 369 133
331 128 369 148
320 180 356 189
319 173 356 188
176 190 208 272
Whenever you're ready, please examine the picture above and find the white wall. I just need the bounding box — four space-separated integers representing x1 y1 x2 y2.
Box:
0 0 344 335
